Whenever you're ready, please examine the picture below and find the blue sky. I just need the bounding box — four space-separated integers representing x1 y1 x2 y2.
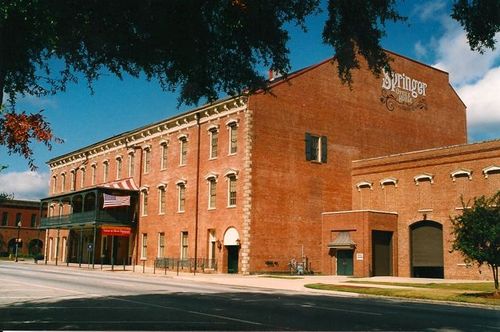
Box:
1 0 499 200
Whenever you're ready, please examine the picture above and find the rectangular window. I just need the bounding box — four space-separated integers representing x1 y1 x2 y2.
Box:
30 214 37 227
15 213 22 226
61 174 66 192
158 232 165 258
143 149 151 174
180 231 188 260
91 165 97 185
208 179 216 209
128 153 135 177
103 162 109 182
305 133 327 163
142 191 148 216
80 168 85 188
116 158 122 179
158 186 166 214
178 184 186 212
229 124 238 154
228 175 237 207
210 130 218 159
180 138 187 165
141 233 148 259
1 212 8 226
52 176 57 194
160 144 168 170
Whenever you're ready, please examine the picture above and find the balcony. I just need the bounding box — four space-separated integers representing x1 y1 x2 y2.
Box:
40 186 139 229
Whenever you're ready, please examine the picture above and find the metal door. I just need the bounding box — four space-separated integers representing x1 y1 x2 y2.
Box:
336 250 353 275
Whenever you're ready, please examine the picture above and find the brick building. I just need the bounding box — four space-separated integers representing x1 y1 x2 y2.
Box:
0 199 44 259
41 50 499 279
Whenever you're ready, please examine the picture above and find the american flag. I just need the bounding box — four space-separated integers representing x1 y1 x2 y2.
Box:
103 193 130 208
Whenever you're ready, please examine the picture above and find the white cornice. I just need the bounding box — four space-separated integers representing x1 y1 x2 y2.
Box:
48 97 248 171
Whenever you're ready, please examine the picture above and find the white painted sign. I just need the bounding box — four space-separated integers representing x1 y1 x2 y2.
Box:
380 70 428 112
356 253 364 261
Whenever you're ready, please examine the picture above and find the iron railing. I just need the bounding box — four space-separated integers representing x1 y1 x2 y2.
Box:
154 257 217 272
40 209 135 228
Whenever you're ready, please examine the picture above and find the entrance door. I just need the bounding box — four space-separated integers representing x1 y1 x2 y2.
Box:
411 221 444 278
336 250 353 275
227 246 239 273
372 231 392 276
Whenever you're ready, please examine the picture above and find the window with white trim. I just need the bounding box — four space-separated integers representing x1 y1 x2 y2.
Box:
80 168 86 188
128 152 135 177
103 161 109 183
61 173 66 192
141 233 148 259
179 136 188 165
158 232 165 258
208 177 217 209
141 189 149 216
160 143 168 170
116 157 122 180
228 122 238 154
177 182 186 212
305 133 327 163
158 185 166 214
70 170 75 191
209 128 218 159
91 164 97 185
227 174 237 207
52 176 57 194
180 231 188 260
143 147 151 174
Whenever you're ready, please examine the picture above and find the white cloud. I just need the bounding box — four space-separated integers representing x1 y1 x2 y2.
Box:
0 171 49 200
456 66 500 140
414 41 428 58
413 0 447 21
432 18 500 86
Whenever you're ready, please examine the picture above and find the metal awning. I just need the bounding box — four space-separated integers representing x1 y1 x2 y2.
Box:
327 231 356 249
100 178 139 191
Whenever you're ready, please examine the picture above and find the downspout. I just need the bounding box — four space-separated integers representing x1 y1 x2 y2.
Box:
194 113 201 272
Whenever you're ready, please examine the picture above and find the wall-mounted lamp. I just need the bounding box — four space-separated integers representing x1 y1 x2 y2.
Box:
216 240 222 250
236 239 241 247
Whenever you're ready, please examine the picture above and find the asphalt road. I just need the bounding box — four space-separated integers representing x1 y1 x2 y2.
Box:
0 262 498 331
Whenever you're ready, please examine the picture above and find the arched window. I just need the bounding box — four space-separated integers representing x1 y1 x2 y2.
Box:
176 180 187 212
179 135 188 166
208 125 219 159
103 160 109 183
160 141 168 170
143 145 151 174
128 150 135 177
60 173 66 192
157 184 166 215
140 187 149 216
205 173 218 209
116 156 123 180
226 120 239 155
225 170 238 207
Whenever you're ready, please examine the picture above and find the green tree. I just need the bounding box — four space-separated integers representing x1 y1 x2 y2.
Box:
0 1 498 168
451 191 500 294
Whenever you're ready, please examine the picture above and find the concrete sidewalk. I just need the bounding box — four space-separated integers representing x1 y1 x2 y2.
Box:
7 259 491 295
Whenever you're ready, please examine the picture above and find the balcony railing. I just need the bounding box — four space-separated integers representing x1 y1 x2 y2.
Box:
40 209 135 229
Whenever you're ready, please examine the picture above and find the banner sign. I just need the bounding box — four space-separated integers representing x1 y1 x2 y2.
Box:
380 70 428 112
101 226 131 237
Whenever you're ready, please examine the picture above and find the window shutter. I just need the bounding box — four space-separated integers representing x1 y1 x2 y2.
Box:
321 136 328 163
305 133 312 161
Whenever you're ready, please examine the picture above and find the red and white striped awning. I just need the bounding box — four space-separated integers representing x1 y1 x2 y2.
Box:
100 178 139 191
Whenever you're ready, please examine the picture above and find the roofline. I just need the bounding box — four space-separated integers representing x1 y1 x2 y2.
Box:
47 95 246 165
353 138 500 164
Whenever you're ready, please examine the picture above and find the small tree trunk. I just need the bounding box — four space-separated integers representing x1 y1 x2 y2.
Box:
494 265 499 295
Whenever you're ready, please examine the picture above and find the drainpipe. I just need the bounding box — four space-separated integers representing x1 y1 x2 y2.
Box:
194 113 201 273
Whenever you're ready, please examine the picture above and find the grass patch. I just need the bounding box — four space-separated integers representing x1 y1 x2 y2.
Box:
305 283 500 306
347 281 495 292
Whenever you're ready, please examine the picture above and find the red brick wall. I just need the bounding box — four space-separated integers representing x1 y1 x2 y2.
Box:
321 211 398 277
352 140 500 279
0 202 43 257
247 53 466 273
